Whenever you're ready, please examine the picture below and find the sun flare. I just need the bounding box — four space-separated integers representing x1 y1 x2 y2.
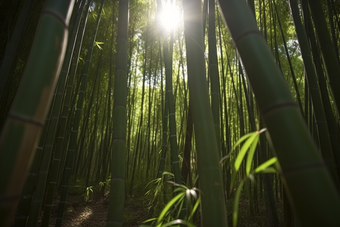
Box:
159 0 181 32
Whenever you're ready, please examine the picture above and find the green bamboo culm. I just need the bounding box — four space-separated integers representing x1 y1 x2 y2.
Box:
158 85 168 180
208 0 221 151
182 0 228 226
0 0 32 101
288 0 340 187
272 0 303 114
40 1 88 226
156 0 181 185
26 2 86 225
0 0 74 226
106 0 128 226
147 49 168 218
55 1 104 226
162 31 182 185
217 0 340 226
308 0 340 116
302 0 340 177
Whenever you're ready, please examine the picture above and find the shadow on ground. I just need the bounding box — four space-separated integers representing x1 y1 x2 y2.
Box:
49 194 148 227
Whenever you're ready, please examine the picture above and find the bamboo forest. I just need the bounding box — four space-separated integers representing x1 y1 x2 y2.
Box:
1 0 340 226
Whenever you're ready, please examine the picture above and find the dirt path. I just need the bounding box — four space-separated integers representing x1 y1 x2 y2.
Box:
49 195 148 227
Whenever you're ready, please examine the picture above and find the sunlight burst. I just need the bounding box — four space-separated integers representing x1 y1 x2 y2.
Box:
159 0 181 32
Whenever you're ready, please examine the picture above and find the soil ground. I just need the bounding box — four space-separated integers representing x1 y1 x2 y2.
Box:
48 194 148 227
46 190 283 227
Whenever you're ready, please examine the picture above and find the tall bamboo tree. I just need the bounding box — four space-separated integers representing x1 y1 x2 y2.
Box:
55 1 105 225
309 0 340 116
0 0 32 101
0 0 74 226
41 2 90 224
208 0 221 151
182 0 228 225
106 0 128 225
162 31 182 185
288 0 340 186
27 3 87 226
302 0 340 177
217 0 340 225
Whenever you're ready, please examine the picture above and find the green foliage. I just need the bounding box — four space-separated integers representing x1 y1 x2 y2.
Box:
221 129 279 227
68 178 97 202
141 219 196 227
2 0 339 225
143 176 200 227
94 41 104 50
80 186 93 202
78 56 84 63
99 174 111 192
145 171 174 209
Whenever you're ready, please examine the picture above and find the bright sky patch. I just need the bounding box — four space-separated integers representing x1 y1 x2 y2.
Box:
159 0 181 32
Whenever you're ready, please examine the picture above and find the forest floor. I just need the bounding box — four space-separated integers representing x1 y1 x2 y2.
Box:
47 187 284 227
48 193 148 227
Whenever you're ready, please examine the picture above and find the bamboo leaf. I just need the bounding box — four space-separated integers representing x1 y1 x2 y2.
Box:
234 132 258 171
246 135 259 175
248 174 255 183
94 41 104 50
174 187 185 194
233 132 257 150
160 219 197 227
175 196 185 218
258 167 277 174
142 218 156 224
229 168 238 195
145 178 161 189
188 197 200 222
163 171 174 177
220 132 256 164
156 193 184 224
255 157 278 173
233 179 245 227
